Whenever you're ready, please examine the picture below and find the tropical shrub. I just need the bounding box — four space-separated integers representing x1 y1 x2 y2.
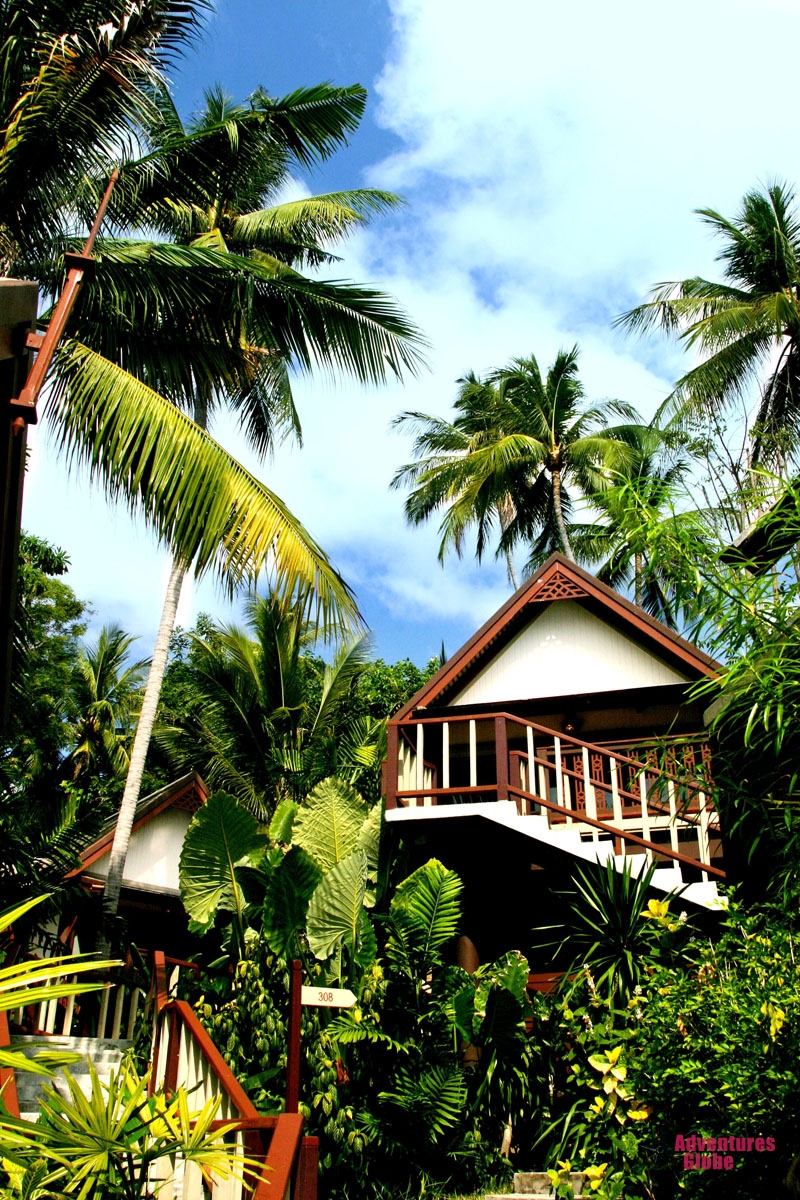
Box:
0 1062 253 1200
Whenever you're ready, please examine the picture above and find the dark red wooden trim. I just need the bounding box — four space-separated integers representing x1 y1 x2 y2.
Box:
0 1010 20 1117
73 773 208 875
391 554 720 721
253 1113 304 1200
385 724 398 810
164 1006 180 1094
161 1000 259 1118
285 960 302 1113
495 716 509 802
296 1136 319 1200
153 949 169 1013
403 711 713 791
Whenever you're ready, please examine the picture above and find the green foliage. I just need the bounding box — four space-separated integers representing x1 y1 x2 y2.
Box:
306 852 369 965
393 346 646 570
261 846 321 960
292 777 369 871
157 597 385 817
540 858 691 1003
0 1061 252 1200
178 791 268 954
0 536 119 909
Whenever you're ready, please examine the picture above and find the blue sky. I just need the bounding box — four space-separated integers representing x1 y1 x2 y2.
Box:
22 0 800 665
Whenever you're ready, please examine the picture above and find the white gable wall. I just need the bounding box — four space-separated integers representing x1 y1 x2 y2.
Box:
88 808 191 893
450 601 691 705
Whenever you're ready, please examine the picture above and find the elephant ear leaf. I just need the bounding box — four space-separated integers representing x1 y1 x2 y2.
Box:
306 851 368 960
179 792 267 932
269 799 298 844
389 858 462 966
292 776 367 871
262 846 322 959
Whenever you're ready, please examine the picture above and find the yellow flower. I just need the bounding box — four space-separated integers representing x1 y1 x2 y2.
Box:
642 898 670 921
585 1163 608 1191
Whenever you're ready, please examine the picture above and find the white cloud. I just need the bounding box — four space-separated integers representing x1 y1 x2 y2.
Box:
21 0 800 661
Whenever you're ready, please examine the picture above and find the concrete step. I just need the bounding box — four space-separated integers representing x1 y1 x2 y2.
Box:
10 1033 132 1115
485 1172 589 1198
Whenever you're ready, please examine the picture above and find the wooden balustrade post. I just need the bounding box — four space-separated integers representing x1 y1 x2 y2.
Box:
0 1011 20 1117
384 724 398 809
295 1137 319 1200
495 717 509 803
286 960 302 1113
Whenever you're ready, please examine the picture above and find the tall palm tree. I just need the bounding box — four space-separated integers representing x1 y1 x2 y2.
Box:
570 449 706 625
393 346 642 570
78 83 424 939
618 182 800 472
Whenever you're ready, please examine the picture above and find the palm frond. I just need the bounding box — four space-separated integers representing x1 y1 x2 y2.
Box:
47 342 361 632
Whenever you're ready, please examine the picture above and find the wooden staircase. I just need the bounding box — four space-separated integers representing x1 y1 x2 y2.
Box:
0 952 318 1200
386 712 725 906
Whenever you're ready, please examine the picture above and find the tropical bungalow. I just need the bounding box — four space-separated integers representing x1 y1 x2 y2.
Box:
382 553 725 975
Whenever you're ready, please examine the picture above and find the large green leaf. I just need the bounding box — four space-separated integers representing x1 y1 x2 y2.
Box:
179 792 267 932
306 851 367 960
269 799 298 844
389 859 463 968
261 846 321 959
292 776 367 871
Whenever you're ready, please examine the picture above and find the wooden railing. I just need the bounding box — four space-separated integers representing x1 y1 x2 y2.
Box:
150 952 318 1200
0 1009 21 1117
386 712 723 884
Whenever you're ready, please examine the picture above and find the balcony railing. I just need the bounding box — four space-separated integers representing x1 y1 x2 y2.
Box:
385 712 723 884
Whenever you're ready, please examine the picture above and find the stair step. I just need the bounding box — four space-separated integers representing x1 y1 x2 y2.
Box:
10 1034 132 1116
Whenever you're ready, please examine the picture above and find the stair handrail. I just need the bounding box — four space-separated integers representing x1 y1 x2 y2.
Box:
505 781 725 879
150 951 317 1200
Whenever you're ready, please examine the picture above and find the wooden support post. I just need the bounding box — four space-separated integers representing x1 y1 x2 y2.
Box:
286 960 302 1113
495 716 509 802
384 724 399 809
295 1137 320 1200
442 721 450 789
469 720 477 787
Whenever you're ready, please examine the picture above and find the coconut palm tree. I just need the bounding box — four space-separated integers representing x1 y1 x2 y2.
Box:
64 626 149 785
569 449 706 625
71 83 423 941
393 346 642 570
618 182 800 472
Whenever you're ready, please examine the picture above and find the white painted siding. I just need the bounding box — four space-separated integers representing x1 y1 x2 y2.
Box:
451 601 690 705
88 809 191 893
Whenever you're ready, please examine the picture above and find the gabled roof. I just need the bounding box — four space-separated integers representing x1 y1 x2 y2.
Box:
73 771 208 877
393 554 719 719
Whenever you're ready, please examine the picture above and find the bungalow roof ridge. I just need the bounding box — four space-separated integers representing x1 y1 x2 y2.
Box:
393 553 720 720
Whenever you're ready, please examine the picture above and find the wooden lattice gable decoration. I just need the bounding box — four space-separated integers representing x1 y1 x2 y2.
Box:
393 554 719 718
73 771 208 877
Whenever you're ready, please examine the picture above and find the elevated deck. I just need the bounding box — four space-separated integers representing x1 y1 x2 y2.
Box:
385 710 724 907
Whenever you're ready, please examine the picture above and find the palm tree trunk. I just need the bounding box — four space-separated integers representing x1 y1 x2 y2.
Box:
634 550 643 608
495 497 520 590
97 555 186 952
551 469 575 561
97 396 208 953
